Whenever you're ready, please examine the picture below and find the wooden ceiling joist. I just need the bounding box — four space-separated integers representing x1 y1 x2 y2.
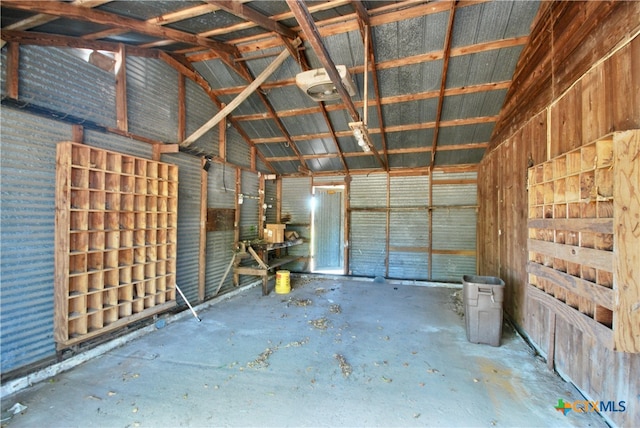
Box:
181 40 300 147
0 0 537 175
1 0 237 55
287 0 387 171
430 1 457 169
205 1 297 40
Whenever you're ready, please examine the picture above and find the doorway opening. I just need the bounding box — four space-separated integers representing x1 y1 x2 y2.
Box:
311 185 345 274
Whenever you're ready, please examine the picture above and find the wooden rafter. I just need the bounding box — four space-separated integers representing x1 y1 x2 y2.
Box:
205 1 297 40
0 0 537 175
157 51 278 174
181 40 300 148
0 0 111 48
350 0 389 170
287 0 386 171
81 3 224 42
430 1 457 168
1 0 237 55
199 3 308 171
250 115 499 144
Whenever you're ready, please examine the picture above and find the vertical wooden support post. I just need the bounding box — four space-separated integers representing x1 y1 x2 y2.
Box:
613 130 640 353
198 158 208 302
250 147 257 171
276 177 282 224
115 44 128 132
428 170 433 280
6 42 19 99
344 175 351 275
178 75 186 141
219 103 227 161
54 144 71 344
259 174 265 239
235 167 241 246
385 173 390 278
72 125 84 144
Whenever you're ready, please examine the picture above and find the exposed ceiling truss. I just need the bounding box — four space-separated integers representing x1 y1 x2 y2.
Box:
0 0 540 176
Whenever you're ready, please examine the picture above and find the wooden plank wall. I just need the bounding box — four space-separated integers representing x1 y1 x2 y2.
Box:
478 2 640 426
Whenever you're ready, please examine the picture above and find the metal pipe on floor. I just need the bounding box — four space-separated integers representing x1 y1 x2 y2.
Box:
175 283 201 322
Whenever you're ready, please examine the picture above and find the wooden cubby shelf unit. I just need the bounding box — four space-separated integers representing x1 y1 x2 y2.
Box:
55 142 179 349
527 131 639 353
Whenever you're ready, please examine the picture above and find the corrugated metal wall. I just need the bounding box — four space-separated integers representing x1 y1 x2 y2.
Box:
226 128 251 169
350 211 387 277
84 130 153 159
237 170 260 285
240 170 259 241
431 172 477 282
281 177 311 271
163 153 201 304
349 174 387 276
127 56 179 143
264 179 278 224
185 79 219 151
388 175 430 280
350 174 387 208
0 108 72 373
17 46 116 127
205 162 236 298
348 172 476 281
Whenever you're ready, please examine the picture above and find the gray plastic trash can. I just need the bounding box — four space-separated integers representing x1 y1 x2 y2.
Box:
463 275 505 347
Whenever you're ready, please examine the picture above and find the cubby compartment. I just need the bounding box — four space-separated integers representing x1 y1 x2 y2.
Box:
71 145 90 167
90 149 106 170
55 142 178 349
527 135 620 350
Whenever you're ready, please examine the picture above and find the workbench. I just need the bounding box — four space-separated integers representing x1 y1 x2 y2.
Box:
233 239 303 295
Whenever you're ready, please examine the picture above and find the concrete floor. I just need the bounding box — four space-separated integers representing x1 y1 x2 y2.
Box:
2 276 607 427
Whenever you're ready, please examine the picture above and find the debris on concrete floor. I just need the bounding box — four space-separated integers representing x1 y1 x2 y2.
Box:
247 338 310 369
288 297 313 307
451 289 465 318
334 354 352 378
247 346 276 369
0 280 608 428
309 317 329 330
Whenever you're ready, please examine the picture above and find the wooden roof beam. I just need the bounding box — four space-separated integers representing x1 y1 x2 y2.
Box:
181 39 300 147
1 0 237 55
205 1 298 40
81 3 224 42
280 32 349 173
158 51 277 174
287 0 386 171
350 0 389 170
430 1 456 169
0 0 112 49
